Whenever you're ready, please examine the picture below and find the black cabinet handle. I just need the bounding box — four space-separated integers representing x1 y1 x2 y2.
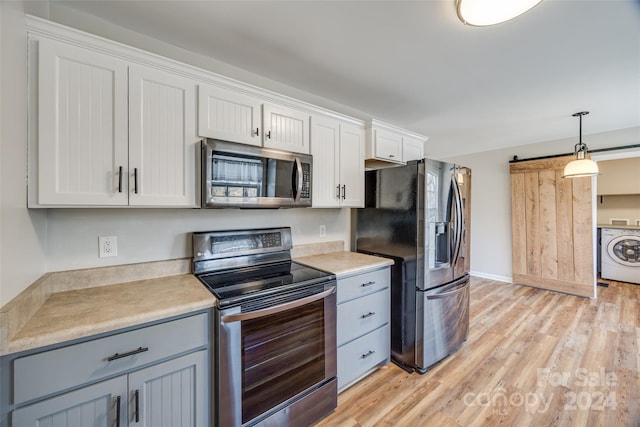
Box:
389 154 395 158
134 168 139 194
107 346 149 361
265 131 271 139
361 281 376 287
361 312 375 319
115 395 121 427
342 184 346 200
134 389 140 422
336 185 340 199
361 350 375 359
118 166 123 193
253 127 260 136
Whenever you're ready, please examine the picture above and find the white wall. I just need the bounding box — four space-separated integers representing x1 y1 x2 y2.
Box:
0 1 49 306
46 208 349 272
442 126 640 282
597 195 640 226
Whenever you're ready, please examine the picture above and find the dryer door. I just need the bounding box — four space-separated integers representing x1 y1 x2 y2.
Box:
607 235 640 267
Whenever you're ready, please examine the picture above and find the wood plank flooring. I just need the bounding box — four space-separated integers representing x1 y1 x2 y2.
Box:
316 277 640 426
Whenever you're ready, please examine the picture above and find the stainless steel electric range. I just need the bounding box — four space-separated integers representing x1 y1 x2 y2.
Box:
192 227 337 427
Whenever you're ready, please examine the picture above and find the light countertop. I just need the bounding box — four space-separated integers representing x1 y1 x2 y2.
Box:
4 274 215 355
1 244 391 356
295 251 394 277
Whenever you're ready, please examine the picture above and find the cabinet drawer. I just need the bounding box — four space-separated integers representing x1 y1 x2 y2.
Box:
337 289 389 346
14 313 208 405
337 325 389 391
337 268 389 303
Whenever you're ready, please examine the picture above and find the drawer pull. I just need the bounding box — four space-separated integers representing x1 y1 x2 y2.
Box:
107 346 149 361
361 312 375 319
134 389 140 422
361 350 376 359
361 281 376 287
115 395 121 427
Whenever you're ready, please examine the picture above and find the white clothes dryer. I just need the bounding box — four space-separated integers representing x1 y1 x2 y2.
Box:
601 228 640 284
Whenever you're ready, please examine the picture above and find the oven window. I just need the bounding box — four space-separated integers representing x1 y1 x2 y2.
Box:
241 299 325 423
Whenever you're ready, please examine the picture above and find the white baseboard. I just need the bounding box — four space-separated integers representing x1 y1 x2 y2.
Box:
470 271 512 283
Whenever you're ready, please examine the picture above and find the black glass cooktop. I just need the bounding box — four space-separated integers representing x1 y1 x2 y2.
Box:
196 261 334 306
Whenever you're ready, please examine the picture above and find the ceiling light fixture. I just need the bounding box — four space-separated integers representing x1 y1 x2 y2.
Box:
562 111 600 179
456 0 543 26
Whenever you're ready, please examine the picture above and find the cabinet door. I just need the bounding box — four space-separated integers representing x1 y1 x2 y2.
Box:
403 136 424 162
128 350 208 427
129 65 197 207
197 84 262 146
37 38 129 206
373 128 403 163
263 103 310 154
12 376 127 427
339 123 365 207
311 116 340 207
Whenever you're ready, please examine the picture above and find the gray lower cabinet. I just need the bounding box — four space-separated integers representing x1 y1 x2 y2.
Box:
336 267 390 392
7 312 209 427
12 376 127 427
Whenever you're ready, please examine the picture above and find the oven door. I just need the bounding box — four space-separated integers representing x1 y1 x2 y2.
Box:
216 282 337 426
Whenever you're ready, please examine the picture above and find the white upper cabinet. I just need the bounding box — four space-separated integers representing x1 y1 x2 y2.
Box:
128 65 197 207
198 85 310 154
311 115 364 208
35 38 129 206
369 127 403 164
197 85 262 146
365 120 428 166
339 123 365 207
263 103 310 154
403 135 425 162
31 37 198 207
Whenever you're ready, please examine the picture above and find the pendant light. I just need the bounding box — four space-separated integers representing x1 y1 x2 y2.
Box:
562 111 600 179
456 0 543 26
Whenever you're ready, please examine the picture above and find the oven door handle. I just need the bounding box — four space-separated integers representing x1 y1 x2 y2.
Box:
221 286 335 323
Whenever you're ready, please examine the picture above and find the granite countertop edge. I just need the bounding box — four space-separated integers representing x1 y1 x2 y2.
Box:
294 250 394 277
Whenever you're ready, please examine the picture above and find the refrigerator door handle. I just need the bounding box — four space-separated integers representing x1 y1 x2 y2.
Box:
426 279 469 300
451 171 464 266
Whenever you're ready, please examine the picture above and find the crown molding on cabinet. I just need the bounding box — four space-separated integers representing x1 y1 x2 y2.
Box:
25 15 364 127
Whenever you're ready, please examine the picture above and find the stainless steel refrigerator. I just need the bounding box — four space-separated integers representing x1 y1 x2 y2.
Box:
353 159 471 373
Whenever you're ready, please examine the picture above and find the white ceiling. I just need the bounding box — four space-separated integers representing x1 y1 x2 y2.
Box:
52 0 640 158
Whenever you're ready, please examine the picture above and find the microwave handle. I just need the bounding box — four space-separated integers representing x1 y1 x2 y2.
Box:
292 157 303 202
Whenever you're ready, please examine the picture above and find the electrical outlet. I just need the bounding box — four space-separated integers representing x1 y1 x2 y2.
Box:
99 236 118 258
319 225 326 238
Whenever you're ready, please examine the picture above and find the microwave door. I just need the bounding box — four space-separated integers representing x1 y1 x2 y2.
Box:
266 158 296 200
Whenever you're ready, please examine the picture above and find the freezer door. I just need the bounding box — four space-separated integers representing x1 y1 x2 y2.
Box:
415 275 470 372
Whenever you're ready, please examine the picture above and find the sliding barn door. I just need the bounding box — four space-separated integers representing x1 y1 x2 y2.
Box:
510 156 596 298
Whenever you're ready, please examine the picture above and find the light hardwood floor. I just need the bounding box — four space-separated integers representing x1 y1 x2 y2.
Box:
317 277 640 426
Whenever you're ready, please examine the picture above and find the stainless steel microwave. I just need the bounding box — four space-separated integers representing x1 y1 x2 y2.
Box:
201 139 312 208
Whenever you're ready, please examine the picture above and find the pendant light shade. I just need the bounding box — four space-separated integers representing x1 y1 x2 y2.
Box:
562 112 600 179
456 0 543 26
